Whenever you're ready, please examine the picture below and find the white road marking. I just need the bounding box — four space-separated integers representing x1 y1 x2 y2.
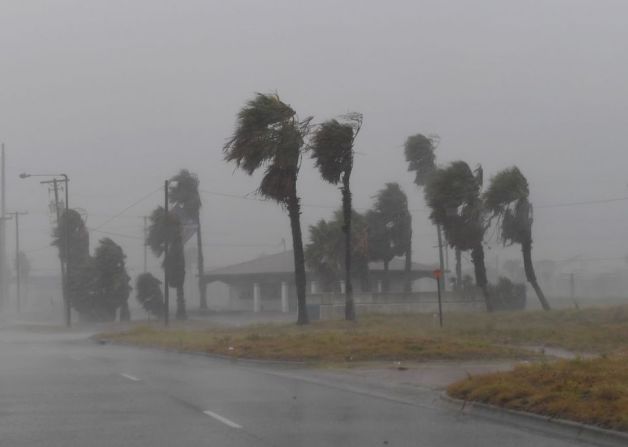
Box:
202 410 243 429
120 373 140 382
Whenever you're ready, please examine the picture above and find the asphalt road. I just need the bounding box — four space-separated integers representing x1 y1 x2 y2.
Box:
0 327 612 446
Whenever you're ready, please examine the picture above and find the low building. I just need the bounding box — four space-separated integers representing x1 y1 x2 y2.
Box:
202 250 441 313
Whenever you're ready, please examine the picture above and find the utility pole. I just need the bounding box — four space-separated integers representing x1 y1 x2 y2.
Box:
163 180 170 327
0 145 6 311
42 178 68 326
143 216 148 273
7 211 27 313
20 172 71 327
570 272 576 308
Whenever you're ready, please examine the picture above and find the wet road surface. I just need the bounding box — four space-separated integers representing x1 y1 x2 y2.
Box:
0 327 611 446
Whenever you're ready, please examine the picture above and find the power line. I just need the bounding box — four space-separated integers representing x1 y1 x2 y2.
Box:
92 187 161 231
200 188 628 213
536 196 628 209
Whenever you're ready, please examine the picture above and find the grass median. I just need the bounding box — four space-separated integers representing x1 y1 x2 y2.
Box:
97 305 628 364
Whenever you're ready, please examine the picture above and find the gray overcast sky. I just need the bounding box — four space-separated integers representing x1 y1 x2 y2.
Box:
2 0 628 277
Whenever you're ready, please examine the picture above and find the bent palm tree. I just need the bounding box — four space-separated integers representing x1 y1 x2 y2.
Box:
147 206 187 320
484 167 551 311
424 161 493 311
310 113 362 320
224 93 312 325
169 169 207 310
404 134 456 289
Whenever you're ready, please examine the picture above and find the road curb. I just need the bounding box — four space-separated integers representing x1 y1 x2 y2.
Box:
93 337 309 368
441 392 628 447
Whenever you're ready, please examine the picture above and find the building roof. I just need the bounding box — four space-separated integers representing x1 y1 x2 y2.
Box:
204 250 438 278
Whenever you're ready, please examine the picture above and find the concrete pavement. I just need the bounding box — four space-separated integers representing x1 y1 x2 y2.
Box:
0 326 616 446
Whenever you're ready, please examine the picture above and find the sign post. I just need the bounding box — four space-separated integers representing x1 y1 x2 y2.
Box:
433 269 443 328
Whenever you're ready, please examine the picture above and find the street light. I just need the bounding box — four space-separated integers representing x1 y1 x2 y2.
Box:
20 173 71 327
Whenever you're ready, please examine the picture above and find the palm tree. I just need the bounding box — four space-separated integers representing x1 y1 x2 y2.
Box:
224 93 312 325
404 134 437 187
169 169 207 311
310 113 362 320
366 183 412 292
147 206 187 320
404 134 462 289
305 209 369 294
484 167 551 311
52 209 90 316
92 237 131 321
424 161 493 311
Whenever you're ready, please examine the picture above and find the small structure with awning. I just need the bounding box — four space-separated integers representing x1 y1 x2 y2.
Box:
202 250 438 312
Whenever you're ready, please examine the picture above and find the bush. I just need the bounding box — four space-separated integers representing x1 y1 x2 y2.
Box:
136 273 165 318
488 277 526 311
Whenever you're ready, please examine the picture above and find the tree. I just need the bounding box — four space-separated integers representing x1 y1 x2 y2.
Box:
52 209 90 265
366 183 412 292
147 206 187 320
424 161 493 311
305 210 369 293
404 134 437 187
136 272 165 318
224 93 312 325
52 213 131 321
404 133 464 289
52 209 91 316
484 167 551 310
169 169 207 311
310 113 363 320
92 238 132 321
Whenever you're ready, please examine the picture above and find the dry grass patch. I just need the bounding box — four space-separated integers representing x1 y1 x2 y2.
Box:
99 319 529 363
98 306 628 364
448 353 628 432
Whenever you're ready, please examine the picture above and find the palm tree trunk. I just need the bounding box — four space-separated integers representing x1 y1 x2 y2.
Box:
522 239 551 311
341 175 355 321
404 245 412 292
471 244 493 312
383 260 390 292
455 248 462 291
196 221 208 311
119 301 130 321
287 194 309 325
175 286 187 320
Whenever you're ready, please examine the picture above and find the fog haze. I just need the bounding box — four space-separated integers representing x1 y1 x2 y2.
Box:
2 0 628 279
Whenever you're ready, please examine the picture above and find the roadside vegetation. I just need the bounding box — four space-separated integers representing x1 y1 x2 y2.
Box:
98 306 628 363
448 353 628 432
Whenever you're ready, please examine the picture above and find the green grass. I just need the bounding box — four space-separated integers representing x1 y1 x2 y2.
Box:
448 353 628 432
98 305 628 363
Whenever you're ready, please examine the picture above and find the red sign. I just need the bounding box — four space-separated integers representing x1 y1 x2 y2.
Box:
433 269 442 279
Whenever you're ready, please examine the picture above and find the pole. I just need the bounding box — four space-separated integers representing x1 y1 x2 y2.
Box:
51 179 67 325
0 145 5 311
7 212 27 314
15 212 19 314
436 274 443 328
61 175 70 328
164 180 170 327
143 216 148 273
436 224 445 292
570 272 576 308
